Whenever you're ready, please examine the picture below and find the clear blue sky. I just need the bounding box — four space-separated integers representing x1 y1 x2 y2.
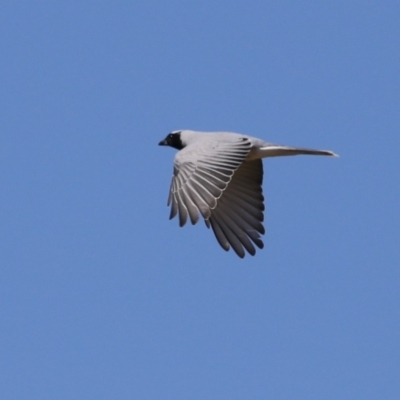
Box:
1 2 399 399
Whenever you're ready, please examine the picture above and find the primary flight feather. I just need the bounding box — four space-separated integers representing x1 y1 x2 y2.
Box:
159 130 337 258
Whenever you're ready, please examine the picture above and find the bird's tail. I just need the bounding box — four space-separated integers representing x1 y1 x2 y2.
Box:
254 145 338 158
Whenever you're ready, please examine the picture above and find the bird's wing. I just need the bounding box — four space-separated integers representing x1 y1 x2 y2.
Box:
168 136 252 227
207 159 265 258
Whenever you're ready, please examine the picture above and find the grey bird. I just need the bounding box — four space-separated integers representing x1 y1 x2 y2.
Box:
159 130 337 258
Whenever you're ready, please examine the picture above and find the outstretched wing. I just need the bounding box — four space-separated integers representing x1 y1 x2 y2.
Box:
167 136 265 258
168 136 252 227
206 159 265 258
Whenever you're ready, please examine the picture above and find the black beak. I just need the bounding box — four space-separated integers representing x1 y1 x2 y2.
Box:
158 139 168 146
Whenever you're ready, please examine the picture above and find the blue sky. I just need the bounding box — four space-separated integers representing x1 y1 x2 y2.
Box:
1 2 399 399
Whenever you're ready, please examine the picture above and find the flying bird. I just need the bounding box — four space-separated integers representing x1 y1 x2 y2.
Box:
159 130 337 258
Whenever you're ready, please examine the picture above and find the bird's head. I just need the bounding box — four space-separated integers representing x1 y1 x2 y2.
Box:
158 131 184 150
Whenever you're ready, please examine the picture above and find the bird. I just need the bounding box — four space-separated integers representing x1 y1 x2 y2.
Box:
159 130 337 258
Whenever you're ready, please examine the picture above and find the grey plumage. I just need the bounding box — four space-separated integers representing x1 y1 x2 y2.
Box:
159 130 337 258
